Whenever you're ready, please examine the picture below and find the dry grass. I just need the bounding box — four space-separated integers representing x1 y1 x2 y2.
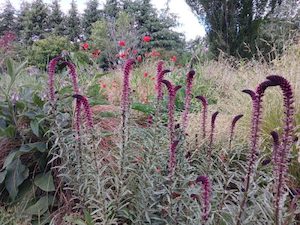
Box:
188 42 300 144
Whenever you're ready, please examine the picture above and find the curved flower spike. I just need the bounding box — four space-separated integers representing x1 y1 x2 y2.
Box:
182 70 196 133
196 95 208 138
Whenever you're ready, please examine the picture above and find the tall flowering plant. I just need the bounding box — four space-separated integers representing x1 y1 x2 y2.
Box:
196 96 208 139
182 70 196 134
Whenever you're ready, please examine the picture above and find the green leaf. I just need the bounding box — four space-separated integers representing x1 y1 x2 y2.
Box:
5 158 29 200
33 94 44 107
131 102 155 115
25 195 54 216
3 150 20 168
30 120 39 137
19 142 46 153
1 125 16 138
5 58 14 79
14 60 27 77
83 209 94 225
34 171 55 192
87 84 100 97
0 170 7 183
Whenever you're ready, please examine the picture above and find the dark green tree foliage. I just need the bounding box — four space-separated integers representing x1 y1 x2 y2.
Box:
66 0 81 42
0 0 16 35
20 0 50 44
124 0 185 52
103 0 121 19
82 0 102 37
186 0 284 58
49 0 65 36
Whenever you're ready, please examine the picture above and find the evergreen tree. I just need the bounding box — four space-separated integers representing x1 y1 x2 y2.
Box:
82 0 102 37
49 0 65 36
124 0 185 52
186 0 291 58
66 0 81 42
103 0 121 20
0 0 16 35
20 0 50 44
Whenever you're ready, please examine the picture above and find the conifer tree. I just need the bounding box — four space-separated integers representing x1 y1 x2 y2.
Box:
49 0 65 36
20 0 50 44
82 0 102 37
0 0 16 35
66 0 81 42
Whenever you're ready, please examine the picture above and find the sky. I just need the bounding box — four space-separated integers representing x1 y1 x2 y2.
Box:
0 0 205 40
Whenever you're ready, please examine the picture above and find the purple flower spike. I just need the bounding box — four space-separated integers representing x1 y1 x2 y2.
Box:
182 70 196 134
162 80 182 143
229 114 243 149
237 80 276 224
121 59 135 149
169 140 179 178
74 98 82 138
156 69 171 103
121 59 135 113
48 56 63 102
208 111 219 163
73 94 94 129
196 96 208 139
64 61 80 95
266 75 294 225
271 131 280 168
195 175 211 223
242 89 256 101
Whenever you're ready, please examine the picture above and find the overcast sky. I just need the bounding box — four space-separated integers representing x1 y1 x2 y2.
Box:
0 0 205 40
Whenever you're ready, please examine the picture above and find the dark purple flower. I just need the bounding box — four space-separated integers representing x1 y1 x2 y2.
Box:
162 80 182 143
208 111 219 163
237 80 276 224
74 98 82 138
169 140 179 178
156 69 171 103
64 61 80 95
266 75 295 224
195 96 208 139
182 70 196 133
229 114 243 149
120 59 135 149
73 94 93 129
48 56 63 102
195 175 211 222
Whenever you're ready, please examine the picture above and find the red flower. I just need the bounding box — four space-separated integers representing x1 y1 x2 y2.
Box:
118 40 126 47
137 55 142 62
119 52 127 59
82 42 89 50
101 83 106 88
143 72 148 78
151 50 160 57
132 49 138 55
143 35 151 42
171 55 177 62
92 49 101 58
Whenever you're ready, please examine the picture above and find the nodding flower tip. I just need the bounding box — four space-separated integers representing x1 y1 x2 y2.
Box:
188 70 196 77
162 79 172 89
270 131 280 146
242 89 256 100
72 94 84 100
163 69 171 74
196 95 208 106
212 111 219 123
232 114 243 125
175 85 182 92
266 75 286 86
256 80 277 94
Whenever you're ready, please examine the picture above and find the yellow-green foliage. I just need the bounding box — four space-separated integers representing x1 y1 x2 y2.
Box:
28 35 75 69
